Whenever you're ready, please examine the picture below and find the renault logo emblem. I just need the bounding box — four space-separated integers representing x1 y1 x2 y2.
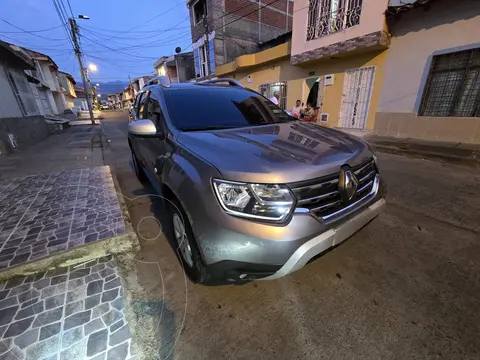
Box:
339 168 359 202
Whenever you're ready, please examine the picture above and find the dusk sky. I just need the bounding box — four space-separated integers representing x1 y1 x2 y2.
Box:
0 0 191 87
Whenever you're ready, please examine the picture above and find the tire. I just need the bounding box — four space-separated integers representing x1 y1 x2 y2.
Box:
167 198 207 283
131 148 147 183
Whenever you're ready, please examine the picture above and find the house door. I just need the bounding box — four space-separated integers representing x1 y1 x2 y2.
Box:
305 77 325 113
38 89 53 114
339 66 376 129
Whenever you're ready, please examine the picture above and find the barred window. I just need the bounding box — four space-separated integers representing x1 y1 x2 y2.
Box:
306 0 363 41
420 48 480 117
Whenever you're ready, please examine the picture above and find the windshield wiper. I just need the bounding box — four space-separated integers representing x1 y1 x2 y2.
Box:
181 126 241 132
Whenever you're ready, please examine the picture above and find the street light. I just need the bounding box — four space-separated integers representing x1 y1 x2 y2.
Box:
95 83 100 87
97 94 101 97
88 63 97 72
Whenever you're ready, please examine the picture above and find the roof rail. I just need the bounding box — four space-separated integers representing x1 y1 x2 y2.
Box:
143 76 170 88
199 78 244 87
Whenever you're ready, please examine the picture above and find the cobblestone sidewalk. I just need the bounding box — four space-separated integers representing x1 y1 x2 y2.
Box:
0 256 134 360
0 167 126 270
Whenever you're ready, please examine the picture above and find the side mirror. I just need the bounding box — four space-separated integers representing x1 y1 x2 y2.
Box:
128 119 160 137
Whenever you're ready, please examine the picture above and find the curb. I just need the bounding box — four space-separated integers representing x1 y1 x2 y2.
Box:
0 231 137 281
372 144 480 168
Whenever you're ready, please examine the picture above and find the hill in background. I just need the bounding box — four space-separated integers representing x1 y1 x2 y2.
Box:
75 80 128 99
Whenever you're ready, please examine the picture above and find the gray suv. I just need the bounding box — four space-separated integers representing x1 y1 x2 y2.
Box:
128 77 386 284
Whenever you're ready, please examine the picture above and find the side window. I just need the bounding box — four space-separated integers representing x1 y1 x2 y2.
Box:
145 91 164 128
132 92 142 118
137 91 148 120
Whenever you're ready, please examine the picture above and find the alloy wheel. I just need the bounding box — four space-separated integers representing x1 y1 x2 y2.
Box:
172 213 193 267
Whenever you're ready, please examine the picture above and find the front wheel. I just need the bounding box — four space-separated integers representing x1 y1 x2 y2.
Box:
168 198 207 283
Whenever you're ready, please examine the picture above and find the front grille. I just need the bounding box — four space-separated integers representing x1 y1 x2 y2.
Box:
289 159 377 219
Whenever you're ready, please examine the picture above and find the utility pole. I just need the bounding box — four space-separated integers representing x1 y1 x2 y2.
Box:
68 18 95 124
203 15 212 80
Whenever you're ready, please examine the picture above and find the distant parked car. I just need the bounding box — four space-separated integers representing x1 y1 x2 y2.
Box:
128 77 387 285
100 105 109 111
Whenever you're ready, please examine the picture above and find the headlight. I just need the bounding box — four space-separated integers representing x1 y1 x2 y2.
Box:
212 179 295 221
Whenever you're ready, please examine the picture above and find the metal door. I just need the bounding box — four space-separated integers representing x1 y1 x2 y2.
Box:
339 66 376 129
38 89 52 114
306 77 325 112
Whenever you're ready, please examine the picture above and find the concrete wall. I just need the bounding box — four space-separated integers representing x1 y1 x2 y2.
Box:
291 0 388 58
53 92 66 114
0 63 23 118
0 115 48 155
376 0 480 143
40 63 56 91
221 49 388 130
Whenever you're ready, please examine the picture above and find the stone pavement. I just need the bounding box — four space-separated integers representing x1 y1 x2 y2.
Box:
0 126 105 179
0 256 133 360
0 167 125 270
0 124 139 360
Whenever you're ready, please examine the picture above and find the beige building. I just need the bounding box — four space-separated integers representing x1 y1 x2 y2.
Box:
376 0 480 143
218 0 391 132
57 72 76 111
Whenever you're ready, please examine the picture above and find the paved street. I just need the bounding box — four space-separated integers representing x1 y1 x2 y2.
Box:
101 110 480 360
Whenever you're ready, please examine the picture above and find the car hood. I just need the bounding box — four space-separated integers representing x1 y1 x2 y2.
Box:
177 122 373 183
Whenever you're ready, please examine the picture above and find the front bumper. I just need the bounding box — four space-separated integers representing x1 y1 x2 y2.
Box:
188 174 386 282
260 198 386 280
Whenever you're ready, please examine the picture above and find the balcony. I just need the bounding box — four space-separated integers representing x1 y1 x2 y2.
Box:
291 0 391 65
306 0 363 41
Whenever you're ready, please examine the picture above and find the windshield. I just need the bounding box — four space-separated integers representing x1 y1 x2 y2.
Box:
164 87 293 131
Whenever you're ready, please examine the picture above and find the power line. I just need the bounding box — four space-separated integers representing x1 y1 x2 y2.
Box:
52 0 75 48
0 34 73 51
80 28 192 51
129 5 178 31
57 0 71 28
80 33 161 60
84 53 155 74
0 18 67 41
66 0 74 18
79 22 190 41
0 24 65 33
79 24 191 38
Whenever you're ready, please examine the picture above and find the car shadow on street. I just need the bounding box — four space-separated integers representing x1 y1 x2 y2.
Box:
129 184 182 360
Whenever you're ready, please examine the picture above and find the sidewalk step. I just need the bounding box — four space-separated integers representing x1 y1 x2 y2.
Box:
371 143 480 168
